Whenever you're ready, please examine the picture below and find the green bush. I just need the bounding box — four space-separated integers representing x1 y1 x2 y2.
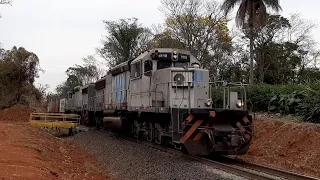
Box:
295 81 320 123
247 84 305 112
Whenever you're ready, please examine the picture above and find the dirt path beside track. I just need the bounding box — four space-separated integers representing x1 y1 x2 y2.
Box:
0 105 109 180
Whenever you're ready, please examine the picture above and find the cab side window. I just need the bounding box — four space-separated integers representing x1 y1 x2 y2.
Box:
130 61 141 78
144 60 153 71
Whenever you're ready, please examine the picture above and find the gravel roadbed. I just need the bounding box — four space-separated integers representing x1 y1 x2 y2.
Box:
72 130 248 180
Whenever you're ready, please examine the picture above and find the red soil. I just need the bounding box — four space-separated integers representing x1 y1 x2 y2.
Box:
0 104 35 122
0 105 109 179
236 114 320 178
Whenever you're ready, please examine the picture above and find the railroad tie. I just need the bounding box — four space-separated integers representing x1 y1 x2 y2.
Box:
181 120 203 144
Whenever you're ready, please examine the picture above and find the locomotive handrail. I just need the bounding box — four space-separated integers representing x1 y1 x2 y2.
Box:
210 81 249 87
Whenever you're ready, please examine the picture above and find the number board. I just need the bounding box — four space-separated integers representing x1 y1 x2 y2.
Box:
152 52 190 62
178 53 190 62
156 52 172 60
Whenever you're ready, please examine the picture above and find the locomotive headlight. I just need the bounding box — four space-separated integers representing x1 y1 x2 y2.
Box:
236 99 244 108
173 54 178 60
205 98 213 106
172 51 178 61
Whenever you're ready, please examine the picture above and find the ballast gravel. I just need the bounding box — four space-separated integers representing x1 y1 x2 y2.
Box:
72 130 248 180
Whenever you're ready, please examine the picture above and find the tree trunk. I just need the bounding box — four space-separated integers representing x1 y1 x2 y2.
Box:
259 66 264 83
249 0 254 85
249 27 254 85
258 50 264 83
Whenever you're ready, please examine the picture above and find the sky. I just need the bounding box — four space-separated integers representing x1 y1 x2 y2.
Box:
0 0 320 92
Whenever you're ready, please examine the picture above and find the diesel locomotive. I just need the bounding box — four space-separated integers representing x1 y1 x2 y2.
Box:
51 48 253 156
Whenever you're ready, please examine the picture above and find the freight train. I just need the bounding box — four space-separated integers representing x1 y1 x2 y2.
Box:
48 48 253 156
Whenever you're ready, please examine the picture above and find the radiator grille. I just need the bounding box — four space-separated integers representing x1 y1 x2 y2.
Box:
171 71 193 87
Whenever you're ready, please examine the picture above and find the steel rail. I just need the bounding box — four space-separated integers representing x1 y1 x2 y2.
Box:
96 129 319 180
213 156 319 180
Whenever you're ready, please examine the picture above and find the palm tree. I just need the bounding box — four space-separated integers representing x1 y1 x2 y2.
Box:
221 0 281 84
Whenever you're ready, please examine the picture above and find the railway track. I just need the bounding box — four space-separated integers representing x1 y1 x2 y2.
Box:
211 156 318 180
96 129 318 180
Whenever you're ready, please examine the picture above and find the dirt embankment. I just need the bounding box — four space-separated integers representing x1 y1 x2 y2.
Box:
237 114 320 178
0 104 35 122
0 105 109 179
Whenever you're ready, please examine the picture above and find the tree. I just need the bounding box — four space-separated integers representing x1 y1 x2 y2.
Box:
0 0 12 18
82 55 107 81
97 18 153 68
55 75 82 98
0 0 11 4
65 62 99 86
222 0 282 84
54 56 107 97
262 42 301 84
160 0 231 61
242 14 320 84
286 14 320 83
0 46 41 108
148 25 185 49
159 0 233 80
249 15 291 83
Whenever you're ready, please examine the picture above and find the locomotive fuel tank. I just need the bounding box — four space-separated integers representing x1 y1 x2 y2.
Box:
102 116 130 131
103 117 122 129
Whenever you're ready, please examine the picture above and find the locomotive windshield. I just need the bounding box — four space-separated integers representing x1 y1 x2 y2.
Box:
157 61 172 70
